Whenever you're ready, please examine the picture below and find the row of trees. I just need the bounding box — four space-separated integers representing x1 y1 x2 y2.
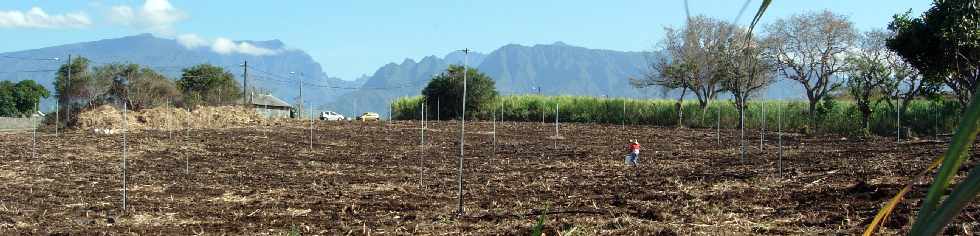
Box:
53 57 242 126
636 1 977 135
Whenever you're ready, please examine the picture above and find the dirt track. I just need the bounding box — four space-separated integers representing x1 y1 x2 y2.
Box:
0 120 977 235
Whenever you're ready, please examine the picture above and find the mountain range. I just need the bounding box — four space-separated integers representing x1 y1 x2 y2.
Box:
0 33 360 110
0 34 803 117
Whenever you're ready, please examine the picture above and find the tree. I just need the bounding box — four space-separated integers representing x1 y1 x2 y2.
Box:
882 50 938 117
93 63 179 110
177 64 241 108
12 80 50 115
422 65 497 120
53 56 94 109
0 81 18 117
887 1 979 109
764 10 857 122
0 80 49 117
633 16 737 125
633 52 690 126
719 33 776 129
845 29 893 134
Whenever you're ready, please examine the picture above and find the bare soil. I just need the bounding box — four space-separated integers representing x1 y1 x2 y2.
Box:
0 120 977 235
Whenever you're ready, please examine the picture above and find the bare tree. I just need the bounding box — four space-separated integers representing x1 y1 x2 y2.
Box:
633 16 737 126
721 34 776 129
764 10 857 122
632 26 691 126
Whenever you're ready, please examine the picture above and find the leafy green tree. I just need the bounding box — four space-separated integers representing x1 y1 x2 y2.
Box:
0 80 49 117
0 81 17 116
92 63 179 110
12 80 50 115
887 0 980 109
177 64 241 108
422 65 497 120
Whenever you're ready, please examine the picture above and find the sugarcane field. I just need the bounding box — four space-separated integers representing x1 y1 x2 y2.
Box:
1 102 976 234
3 0 980 235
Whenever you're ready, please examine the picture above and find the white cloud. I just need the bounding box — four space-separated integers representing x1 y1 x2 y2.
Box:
211 37 278 56
108 0 279 56
0 7 91 29
176 33 208 48
108 0 186 35
107 6 134 26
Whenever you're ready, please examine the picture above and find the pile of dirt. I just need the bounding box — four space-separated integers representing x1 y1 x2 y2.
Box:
76 105 265 131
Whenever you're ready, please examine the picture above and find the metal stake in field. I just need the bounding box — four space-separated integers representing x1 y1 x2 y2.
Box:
896 103 901 143
310 106 314 152
777 101 783 178
492 103 497 156
122 98 129 212
740 101 746 162
760 101 766 150
53 103 58 136
456 48 470 215
622 98 626 130
717 103 721 146
554 101 559 150
32 102 37 159
419 101 425 187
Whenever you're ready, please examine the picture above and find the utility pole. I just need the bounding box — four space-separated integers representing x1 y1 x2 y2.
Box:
291 72 304 117
456 48 470 215
242 60 248 105
66 54 72 124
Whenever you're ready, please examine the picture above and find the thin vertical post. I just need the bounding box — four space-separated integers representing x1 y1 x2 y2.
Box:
420 101 425 187
740 101 745 162
554 101 559 149
622 99 626 130
66 54 71 124
896 102 901 143
32 102 37 159
456 49 469 215
122 100 128 212
717 103 721 146
761 102 765 150
778 102 783 178
54 103 58 136
310 106 314 152
243 59 248 105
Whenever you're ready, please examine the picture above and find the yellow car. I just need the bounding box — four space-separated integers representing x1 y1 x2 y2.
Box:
357 112 381 121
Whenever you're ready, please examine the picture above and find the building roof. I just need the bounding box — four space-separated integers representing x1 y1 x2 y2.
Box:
244 94 292 108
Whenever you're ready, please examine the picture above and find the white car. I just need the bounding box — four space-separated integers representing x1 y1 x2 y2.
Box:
319 111 346 121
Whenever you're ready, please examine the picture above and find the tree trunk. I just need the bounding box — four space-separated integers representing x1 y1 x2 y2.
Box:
807 97 818 133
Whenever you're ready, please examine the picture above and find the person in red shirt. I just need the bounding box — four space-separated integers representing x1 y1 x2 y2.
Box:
625 139 640 167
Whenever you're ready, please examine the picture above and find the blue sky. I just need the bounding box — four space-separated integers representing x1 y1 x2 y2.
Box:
0 0 932 80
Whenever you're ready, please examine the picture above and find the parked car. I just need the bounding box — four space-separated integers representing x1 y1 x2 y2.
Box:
319 111 346 121
356 112 380 121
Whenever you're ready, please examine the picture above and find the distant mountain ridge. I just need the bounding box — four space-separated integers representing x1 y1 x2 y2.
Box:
0 33 361 110
326 42 656 117
2 35 803 117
